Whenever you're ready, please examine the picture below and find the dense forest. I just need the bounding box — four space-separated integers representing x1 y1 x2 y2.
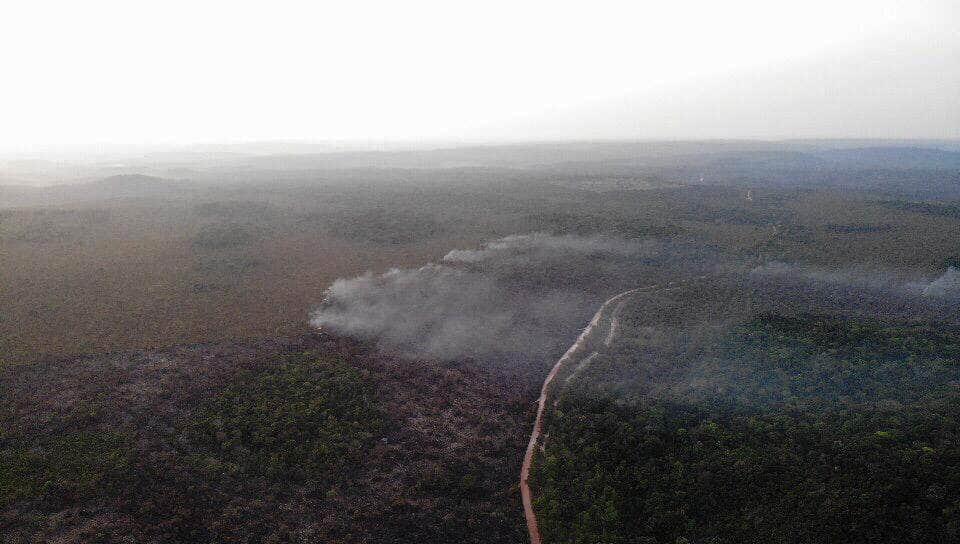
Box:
533 310 960 543
3 143 960 542
1 351 383 541
0 339 531 543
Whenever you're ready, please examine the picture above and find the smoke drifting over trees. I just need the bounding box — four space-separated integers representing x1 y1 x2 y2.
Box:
750 262 960 321
5 137 960 542
312 233 960 362
532 264 960 544
312 233 683 361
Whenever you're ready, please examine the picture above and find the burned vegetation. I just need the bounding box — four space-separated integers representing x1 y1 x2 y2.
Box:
0 334 534 543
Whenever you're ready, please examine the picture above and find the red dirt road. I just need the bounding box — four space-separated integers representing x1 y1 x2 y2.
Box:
519 287 643 544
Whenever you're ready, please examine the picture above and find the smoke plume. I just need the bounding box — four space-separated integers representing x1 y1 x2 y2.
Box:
311 233 682 361
312 233 959 363
749 262 960 320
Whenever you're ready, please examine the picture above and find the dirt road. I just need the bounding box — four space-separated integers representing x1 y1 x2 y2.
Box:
519 287 644 544
519 277 708 543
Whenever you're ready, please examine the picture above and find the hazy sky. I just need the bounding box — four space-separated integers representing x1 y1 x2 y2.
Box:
1 0 957 150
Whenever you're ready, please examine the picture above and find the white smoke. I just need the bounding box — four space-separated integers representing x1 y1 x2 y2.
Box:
909 267 960 298
312 238 960 361
752 262 960 299
749 262 960 321
442 233 656 263
311 233 672 361
314 264 517 359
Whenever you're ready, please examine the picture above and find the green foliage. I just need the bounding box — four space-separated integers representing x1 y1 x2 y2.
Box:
534 314 960 543
0 431 130 506
1 351 383 543
718 314 960 408
181 352 382 479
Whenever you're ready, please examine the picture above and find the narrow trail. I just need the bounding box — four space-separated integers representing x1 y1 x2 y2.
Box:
604 291 631 346
519 278 707 543
520 287 645 544
565 292 636 386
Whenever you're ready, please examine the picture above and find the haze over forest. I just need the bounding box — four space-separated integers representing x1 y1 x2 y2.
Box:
3 2 960 544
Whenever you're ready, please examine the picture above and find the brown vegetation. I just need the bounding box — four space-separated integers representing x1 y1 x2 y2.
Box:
0 332 536 543
3 180 958 365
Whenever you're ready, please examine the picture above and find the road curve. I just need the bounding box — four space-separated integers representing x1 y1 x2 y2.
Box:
520 287 644 544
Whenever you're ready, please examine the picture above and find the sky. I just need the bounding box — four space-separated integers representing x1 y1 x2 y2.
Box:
1 0 957 150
